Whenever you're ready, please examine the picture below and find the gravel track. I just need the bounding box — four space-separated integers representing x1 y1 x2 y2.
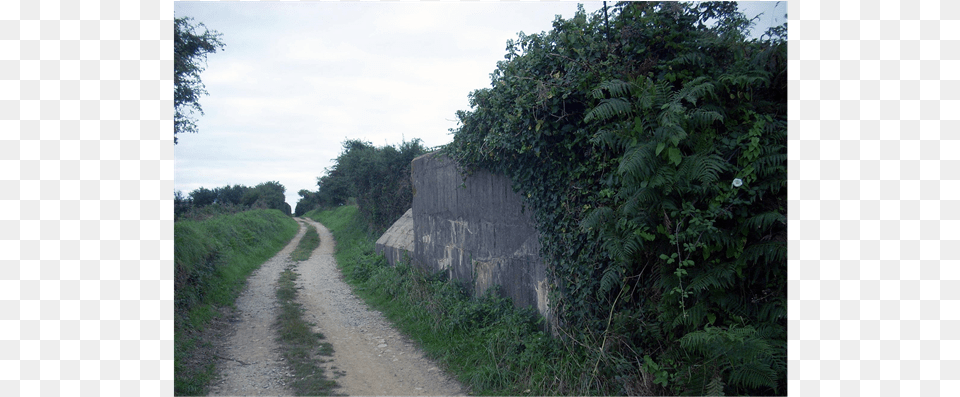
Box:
207 217 465 396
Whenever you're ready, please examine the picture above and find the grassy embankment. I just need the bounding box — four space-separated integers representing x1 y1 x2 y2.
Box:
174 209 299 396
305 205 598 395
275 222 340 395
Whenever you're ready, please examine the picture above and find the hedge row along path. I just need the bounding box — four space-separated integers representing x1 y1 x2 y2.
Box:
207 217 465 396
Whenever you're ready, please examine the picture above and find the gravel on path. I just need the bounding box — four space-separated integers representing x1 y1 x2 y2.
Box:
207 217 466 396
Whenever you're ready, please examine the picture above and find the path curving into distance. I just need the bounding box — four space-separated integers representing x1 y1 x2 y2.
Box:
207 217 465 396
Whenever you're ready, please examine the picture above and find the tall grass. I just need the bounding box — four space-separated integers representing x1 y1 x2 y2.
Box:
305 206 601 395
174 209 299 396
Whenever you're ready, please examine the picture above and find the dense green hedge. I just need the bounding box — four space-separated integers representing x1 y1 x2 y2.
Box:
445 2 786 395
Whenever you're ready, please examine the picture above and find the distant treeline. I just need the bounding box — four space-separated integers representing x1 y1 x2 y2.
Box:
295 139 429 233
176 181 292 220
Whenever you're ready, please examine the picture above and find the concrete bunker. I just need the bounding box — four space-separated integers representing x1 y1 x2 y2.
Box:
375 152 552 326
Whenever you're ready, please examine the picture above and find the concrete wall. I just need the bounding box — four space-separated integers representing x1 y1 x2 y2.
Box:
409 152 551 323
375 208 413 267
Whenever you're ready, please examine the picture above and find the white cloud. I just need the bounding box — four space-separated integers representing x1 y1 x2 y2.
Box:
174 1 782 210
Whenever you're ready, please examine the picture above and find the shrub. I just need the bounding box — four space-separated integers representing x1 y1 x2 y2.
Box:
445 2 786 395
306 139 429 232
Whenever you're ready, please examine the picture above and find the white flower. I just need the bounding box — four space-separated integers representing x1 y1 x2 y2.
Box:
732 178 743 187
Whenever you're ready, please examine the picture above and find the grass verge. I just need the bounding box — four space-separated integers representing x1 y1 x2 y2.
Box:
289 222 320 262
304 206 599 395
174 209 299 396
275 254 339 396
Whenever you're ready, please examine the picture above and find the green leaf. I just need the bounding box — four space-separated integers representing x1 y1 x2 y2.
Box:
667 147 682 166
656 142 666 156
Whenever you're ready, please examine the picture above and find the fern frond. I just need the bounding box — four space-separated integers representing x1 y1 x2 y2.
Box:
622 187 660 216
617 144 658 179
622 234 643 257
584 98 633 122
676 77 715 105
738 240 786 266
705 374 726 396
688 108 724 127
754 151 787 179
590 127 630 151
686 261 737 293
758 300 787 323
727 361 777 390
597 266 623 301
590 79 632 99
581 206 614 231
679 327 720 354
718 72 771 90
676 152 725 185
740 211 785 234
673 51 707 67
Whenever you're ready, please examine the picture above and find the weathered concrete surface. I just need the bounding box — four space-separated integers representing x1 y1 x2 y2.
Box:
375 208 414 267
409 152 551 324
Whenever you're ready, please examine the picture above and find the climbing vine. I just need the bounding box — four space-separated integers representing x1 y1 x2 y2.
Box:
445 2 786 395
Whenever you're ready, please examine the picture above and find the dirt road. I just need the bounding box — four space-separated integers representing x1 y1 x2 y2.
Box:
207 217 465 396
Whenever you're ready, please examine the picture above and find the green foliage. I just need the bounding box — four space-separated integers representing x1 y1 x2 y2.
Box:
214 184 251 206
306 138 429 233
294 189 320 217
289 224 320 262
178 181 291 221
174 16 225 144
445 2 786 395
242 181 291 215
174 209 299 395
188 186 218 207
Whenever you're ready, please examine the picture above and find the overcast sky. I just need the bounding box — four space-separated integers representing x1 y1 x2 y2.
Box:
173 1 786 210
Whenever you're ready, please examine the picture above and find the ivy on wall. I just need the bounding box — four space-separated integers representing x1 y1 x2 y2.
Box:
444 2 786 395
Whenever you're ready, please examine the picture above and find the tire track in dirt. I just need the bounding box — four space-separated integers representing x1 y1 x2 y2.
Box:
295 216 465 396
206 219 307 396
207 217 465 396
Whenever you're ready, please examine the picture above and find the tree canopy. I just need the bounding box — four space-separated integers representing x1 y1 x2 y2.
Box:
174 16 225 144
176 181 292 220
303 139 429 232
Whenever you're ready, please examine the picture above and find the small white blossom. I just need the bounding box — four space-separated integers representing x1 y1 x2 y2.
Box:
732 178 743 187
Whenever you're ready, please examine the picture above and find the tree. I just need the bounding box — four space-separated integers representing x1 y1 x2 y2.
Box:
214 184 248 206
174 17 225 145
188 186 217 207
241 181 289 215
312 139 428 231
294 189 320 217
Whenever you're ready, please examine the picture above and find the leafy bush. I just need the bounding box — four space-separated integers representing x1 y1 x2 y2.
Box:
177 181 292 221
294 189 320 216
307 139 429 232
445 2 786 395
